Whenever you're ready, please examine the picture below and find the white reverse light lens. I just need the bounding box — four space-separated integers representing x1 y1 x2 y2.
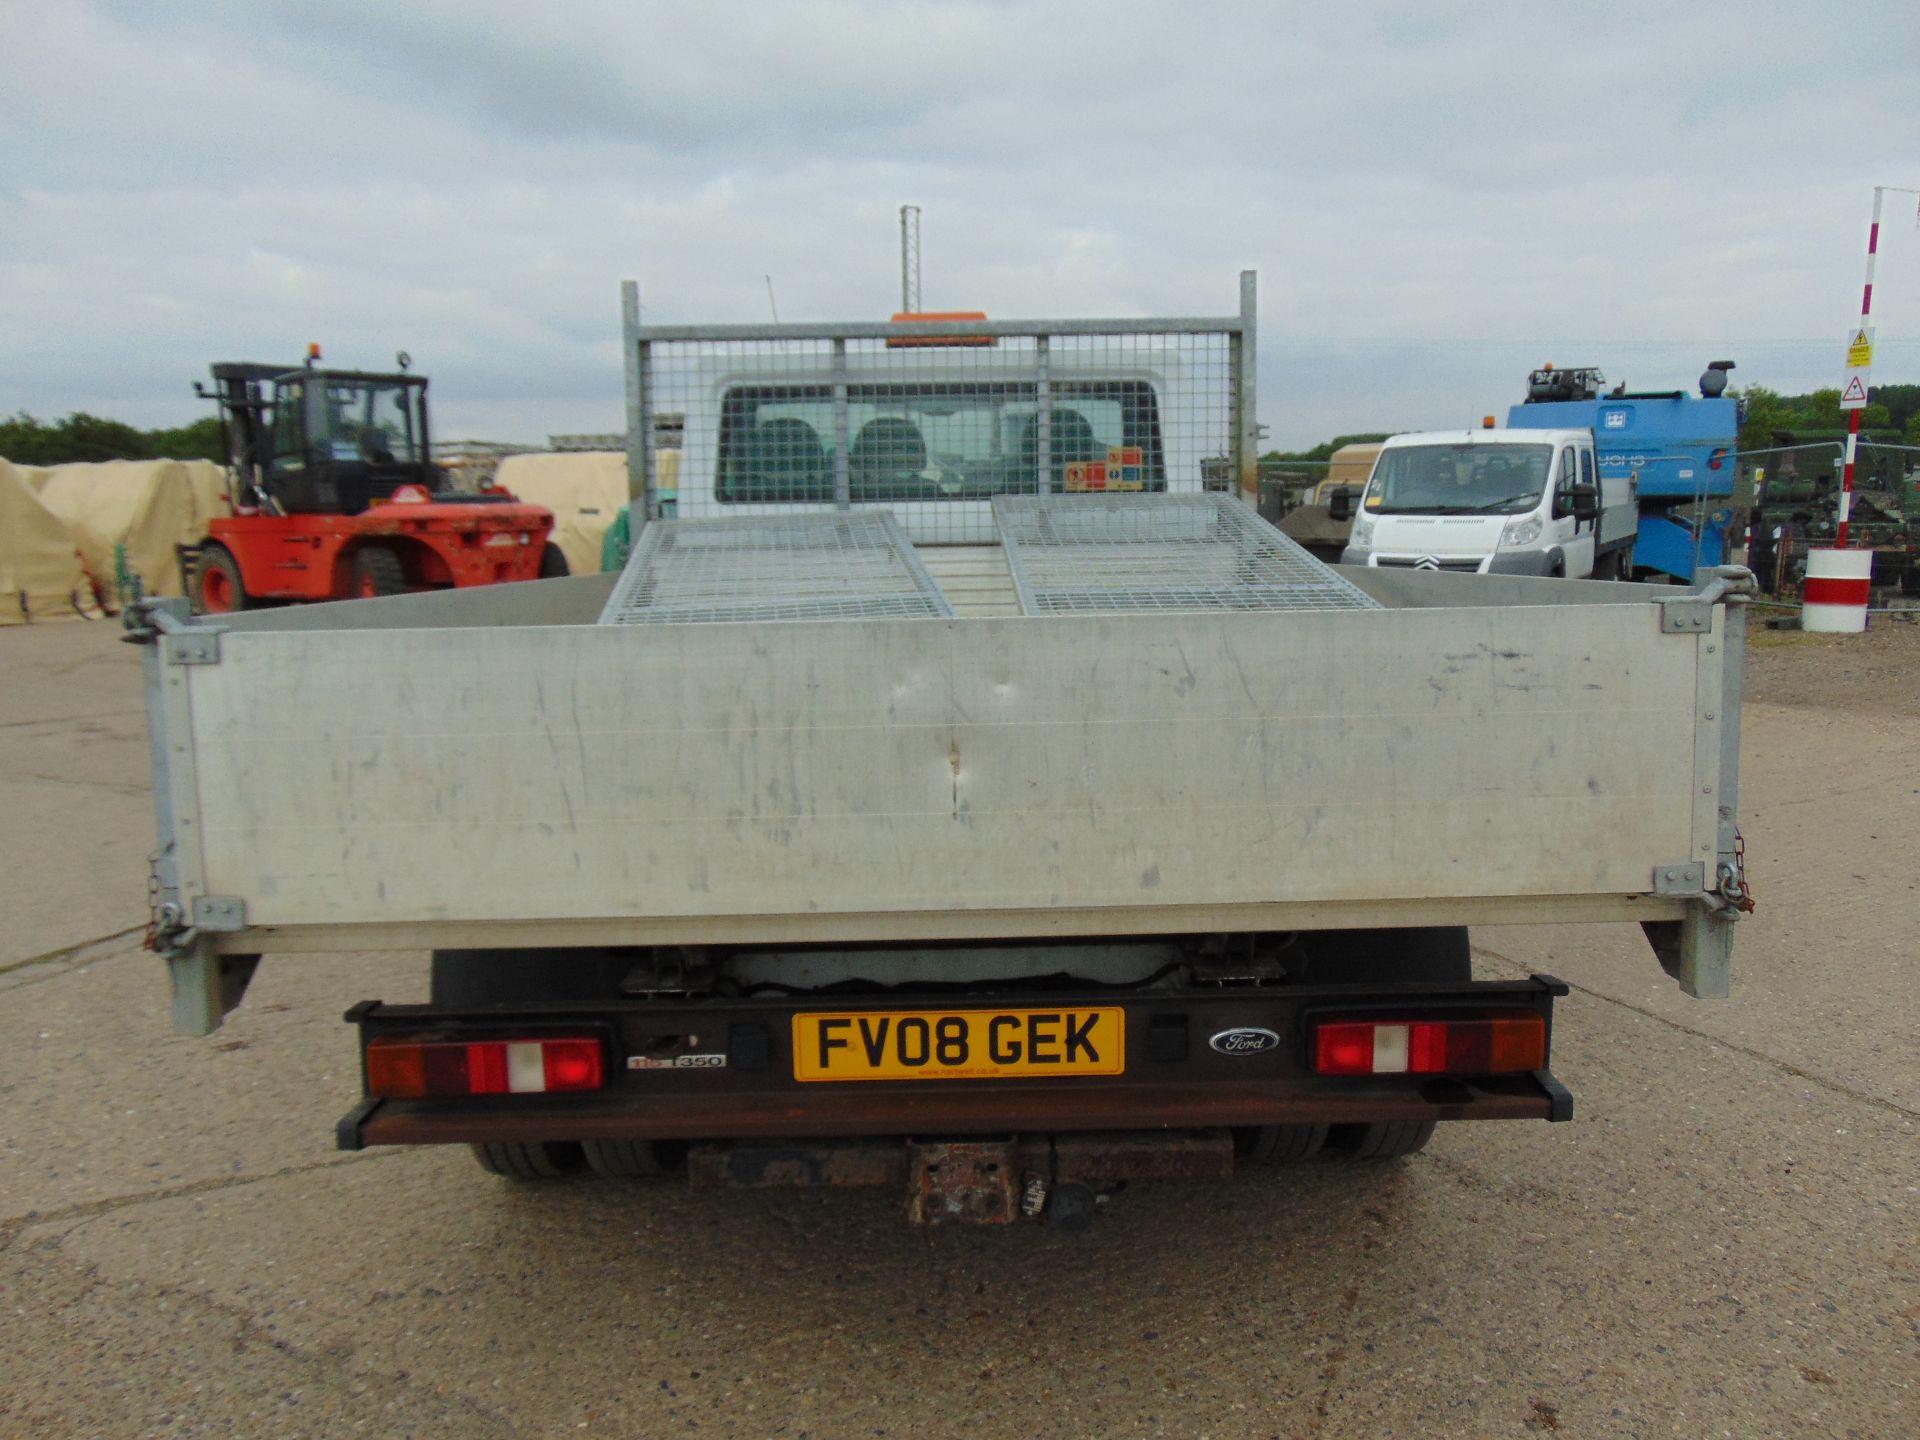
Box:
1371 1024 1410 1074
506 1042 548 1093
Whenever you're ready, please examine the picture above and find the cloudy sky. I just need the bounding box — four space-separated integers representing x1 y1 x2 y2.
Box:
4 1 1920 448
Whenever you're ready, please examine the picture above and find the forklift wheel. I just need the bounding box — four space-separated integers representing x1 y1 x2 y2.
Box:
539 543 571 579
193 547 249 615
349 548 407 599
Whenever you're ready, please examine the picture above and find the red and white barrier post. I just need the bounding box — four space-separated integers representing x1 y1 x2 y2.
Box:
1802 547 1873 631
1805 188 1887 633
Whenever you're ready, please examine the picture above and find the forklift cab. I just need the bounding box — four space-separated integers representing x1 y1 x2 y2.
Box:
206 359 444 516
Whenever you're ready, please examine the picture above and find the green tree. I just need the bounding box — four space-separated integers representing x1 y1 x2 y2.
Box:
148 416 225 462
1262 432 1394 463
1735 384 1784 450
0 410 224 465
1803 388 1844 430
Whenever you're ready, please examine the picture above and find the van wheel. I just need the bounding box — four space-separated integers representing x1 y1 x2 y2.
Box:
582 1139 685 1179
1327 1120 1437 1161
1235 1124 1329 1165
469 1141 587 1180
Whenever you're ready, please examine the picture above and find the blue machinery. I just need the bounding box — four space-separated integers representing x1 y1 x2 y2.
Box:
1507 365 1740 581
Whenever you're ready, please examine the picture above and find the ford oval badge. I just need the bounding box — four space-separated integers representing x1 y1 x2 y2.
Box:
1209 1027 1280 1056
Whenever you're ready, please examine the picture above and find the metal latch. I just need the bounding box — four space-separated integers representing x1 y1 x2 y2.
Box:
1651 861 1707 896
191 895 247 931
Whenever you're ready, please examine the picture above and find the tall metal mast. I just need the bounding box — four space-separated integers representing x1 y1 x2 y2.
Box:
899 205 922 312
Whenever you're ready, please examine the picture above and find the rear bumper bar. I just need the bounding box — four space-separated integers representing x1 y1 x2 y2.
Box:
343 1071 1569 1150
337 974 1573 1150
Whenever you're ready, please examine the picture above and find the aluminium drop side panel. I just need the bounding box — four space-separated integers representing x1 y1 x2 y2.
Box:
170 600 1707 952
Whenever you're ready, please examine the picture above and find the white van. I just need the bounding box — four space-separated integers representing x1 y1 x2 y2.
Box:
663 349 1207 544
1337 428 1637 578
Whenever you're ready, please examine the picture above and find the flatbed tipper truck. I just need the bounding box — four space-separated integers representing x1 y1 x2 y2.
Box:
131 281 1754 1226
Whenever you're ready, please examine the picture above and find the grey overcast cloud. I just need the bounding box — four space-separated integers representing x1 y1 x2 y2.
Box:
3 0 1919 448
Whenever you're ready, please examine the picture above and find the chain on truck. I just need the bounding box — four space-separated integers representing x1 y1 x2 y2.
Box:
129 272 1756 1228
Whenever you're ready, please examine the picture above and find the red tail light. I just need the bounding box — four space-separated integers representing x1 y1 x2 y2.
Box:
366 1035 605 1099
1312 1014 1545 1077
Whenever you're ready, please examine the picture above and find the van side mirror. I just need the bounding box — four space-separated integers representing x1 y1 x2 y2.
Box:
1568 484 1599 523
1328 486 1355 522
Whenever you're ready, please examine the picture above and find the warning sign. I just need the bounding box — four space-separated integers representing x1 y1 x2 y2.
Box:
1846 326 1874 368
1840 373 1870 410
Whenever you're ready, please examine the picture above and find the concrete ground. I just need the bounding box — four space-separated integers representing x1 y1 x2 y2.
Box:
1 616 1914 1439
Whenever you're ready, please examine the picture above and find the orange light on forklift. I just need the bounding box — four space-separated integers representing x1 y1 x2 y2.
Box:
308 342 323 362
365 1034 605 1099
1312 1014 1545 1077
1482 415 1496 429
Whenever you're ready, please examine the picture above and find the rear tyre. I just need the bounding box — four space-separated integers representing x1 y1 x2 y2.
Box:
349 547 407 599
1235 1123 1329 1165
1327 1120 1437 1161
582 1139 683 1179
469 1141 587 1180
192 546 249 616
538 543 571 579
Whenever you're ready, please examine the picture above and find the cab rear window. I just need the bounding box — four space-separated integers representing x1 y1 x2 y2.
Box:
716 381 1164 503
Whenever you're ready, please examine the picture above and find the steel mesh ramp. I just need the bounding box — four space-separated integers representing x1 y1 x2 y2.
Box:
991 493 1382 614
598 511 955 624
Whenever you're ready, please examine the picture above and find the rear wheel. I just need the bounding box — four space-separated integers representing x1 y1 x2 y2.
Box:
538 543 571 579
348 547 407 599
192 546 248 615
1293 928 1466 1163
1235 1123 1329 1165
1327 1119 1437 1161
469 1141 587 1180
582 1139 685 1179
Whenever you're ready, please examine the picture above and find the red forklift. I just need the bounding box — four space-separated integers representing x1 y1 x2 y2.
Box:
183 349 560 614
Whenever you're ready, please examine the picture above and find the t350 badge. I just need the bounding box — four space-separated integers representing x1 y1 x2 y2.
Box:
1209 1027 1280 1056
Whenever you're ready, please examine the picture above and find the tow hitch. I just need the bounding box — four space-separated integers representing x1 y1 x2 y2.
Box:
685 1130 1235 1229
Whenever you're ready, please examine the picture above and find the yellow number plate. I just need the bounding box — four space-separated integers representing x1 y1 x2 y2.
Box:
792 1008 1125 1082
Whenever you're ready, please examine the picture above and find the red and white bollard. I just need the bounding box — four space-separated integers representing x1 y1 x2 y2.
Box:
1802 548 1871 632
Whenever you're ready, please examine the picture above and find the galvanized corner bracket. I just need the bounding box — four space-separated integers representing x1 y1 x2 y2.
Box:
1651 861 1707 896
126 596 224 662
191 895 247 931
1659 564 1758 634
122 595 194 645
1658 600 1713 634
162 630 221 665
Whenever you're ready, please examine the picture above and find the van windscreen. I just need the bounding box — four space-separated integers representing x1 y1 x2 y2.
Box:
1365 444 1552 516
716 381 1164 503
